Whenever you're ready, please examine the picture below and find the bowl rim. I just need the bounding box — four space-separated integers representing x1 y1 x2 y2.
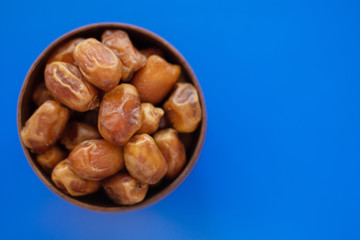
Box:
17 22 207 213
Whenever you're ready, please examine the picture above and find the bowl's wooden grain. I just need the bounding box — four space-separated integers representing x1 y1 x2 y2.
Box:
17 23 207 212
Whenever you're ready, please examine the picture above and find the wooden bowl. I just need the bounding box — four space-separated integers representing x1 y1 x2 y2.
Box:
17 23 207 212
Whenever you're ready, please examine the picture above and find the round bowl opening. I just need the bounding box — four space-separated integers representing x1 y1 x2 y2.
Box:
17 23 207 212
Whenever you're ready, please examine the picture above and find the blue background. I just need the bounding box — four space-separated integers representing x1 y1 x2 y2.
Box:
2 0 360 239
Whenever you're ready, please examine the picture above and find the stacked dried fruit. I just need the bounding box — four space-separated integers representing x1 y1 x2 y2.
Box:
20 30 202 205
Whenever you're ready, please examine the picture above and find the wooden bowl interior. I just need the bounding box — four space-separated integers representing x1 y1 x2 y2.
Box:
18 23 206 212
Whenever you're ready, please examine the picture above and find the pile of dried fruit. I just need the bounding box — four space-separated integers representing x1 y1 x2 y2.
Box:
20 30 202 205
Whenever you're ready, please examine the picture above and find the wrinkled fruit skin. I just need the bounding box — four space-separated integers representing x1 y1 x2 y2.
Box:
98 84 141 146
21 100 70 153
131 55 181 104
137 103 164 134
163 83 202 133
45 61 99 112
102 172 148 205
102 30 146 82
74 38 122 91
124 134 168 184
36 145 67 173
68 139 124 180
140 48 164 59
52 159 100 196
153 128 186 179
32 82 54 106
47 38 84 66
61 121 101 149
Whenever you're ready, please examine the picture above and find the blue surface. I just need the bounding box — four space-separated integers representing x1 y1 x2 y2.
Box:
2 0 360 239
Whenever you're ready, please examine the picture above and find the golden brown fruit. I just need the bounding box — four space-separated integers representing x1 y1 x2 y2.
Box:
124 134 168 184
68 139 124 180
36 145 67 173
140 48 164 58
102 30 146 82
73 38 122 91
153 129 186 179
45 61 99 112
47 38 84 65
98 84 141 146
52 159 100 196
163 83 202 133
60 121 101 150
131 55 181 104
102 172 148 205
32 82 54 106
21 100 70 153
137 103 164 134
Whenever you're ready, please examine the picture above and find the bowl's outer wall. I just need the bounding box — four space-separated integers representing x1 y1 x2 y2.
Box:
17 23 207 212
